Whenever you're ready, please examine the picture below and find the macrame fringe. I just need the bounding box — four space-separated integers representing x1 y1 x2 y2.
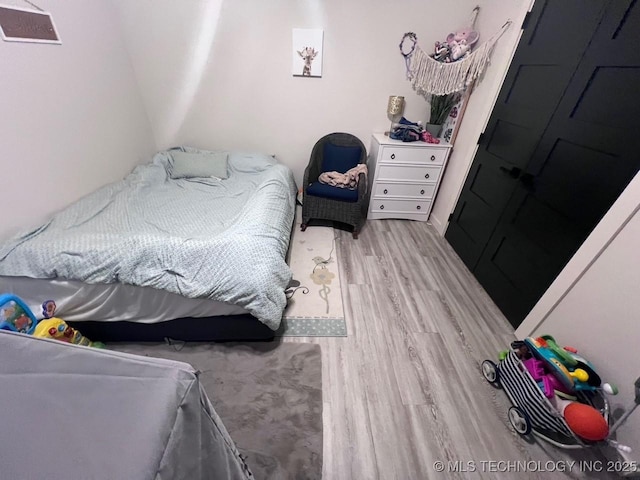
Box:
407 21 511 96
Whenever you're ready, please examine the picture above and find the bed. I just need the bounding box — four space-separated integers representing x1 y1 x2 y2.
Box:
0 329 254 480
0 147 297 341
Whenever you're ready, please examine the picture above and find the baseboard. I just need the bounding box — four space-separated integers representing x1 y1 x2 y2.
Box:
428 212 447 236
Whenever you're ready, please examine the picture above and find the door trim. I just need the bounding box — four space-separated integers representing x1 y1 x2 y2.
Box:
516 171 640 337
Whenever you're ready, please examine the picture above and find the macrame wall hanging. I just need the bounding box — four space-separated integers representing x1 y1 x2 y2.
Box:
400 7 511 96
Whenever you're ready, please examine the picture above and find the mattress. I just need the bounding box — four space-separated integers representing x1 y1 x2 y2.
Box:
0 148 297 330
0 276 249 324
0 329 254 480
0 276 274 342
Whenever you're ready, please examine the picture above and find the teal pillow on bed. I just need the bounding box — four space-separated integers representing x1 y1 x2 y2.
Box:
228 152 278 172
170 151 229 179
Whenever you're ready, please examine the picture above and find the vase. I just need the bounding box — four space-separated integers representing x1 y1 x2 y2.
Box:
425 123 442 137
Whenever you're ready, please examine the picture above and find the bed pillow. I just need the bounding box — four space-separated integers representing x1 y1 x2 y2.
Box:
228 152 278 172
169 151 229 179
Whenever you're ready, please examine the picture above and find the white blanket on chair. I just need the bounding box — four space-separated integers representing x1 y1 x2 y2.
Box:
318 164 368 190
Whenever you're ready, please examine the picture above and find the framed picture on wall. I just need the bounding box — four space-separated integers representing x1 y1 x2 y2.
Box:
292 28 323 78
0 5 60 44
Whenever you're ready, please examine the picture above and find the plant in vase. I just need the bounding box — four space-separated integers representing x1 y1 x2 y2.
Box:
426 93 459 137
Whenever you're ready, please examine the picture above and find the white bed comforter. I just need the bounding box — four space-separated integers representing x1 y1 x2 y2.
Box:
0 149 296 330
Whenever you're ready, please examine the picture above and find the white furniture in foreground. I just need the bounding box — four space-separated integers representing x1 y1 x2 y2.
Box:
367 133 452 221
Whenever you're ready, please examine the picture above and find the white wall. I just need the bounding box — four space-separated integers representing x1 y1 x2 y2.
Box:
515 171 640 459
0 0 156 240
113 0 509 185
429 0 532 233
111 0 224 150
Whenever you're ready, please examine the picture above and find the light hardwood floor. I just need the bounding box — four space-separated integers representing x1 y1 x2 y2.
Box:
284 218 618 480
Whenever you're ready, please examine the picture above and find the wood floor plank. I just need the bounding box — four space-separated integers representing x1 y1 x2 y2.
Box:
321 337 379 480
348 284 405 407
333 230 369 286
378 227 442 290
366 399 436 480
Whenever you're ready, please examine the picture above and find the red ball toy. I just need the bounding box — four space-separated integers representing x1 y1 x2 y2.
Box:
563 402 609 441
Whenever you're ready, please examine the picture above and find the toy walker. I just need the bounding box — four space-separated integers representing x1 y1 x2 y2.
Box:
482 336 639 453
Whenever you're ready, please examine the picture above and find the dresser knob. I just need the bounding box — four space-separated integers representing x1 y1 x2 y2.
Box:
380 205 384 210
430 155 436 161
420 189 425 195
390 153 396 159
383 189 388 194
417 205 421 210
425 173 430 179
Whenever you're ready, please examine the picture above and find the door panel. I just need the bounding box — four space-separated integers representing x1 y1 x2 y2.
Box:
464 0 640 328
505 65 569 110
572 67 640 129
445 0 608 269
486 120 541 160
511 194 581 260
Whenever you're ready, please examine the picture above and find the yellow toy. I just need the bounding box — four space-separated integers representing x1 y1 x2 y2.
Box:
33 300 104 348
33 318 104 348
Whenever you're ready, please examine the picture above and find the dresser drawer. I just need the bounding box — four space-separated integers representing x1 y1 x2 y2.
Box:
380 146 447 165
373 182 436 198
377 164 442 183
371 198 432 214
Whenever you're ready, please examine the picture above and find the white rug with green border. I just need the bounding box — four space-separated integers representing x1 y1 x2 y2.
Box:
277 209 347 337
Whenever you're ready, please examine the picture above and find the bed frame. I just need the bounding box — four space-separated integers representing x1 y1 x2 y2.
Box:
69 314 275 343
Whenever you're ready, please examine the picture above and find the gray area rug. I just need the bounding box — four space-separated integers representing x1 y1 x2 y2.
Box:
110 340 322 480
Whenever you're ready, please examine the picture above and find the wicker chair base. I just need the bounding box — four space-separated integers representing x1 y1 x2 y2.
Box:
301 196 366 238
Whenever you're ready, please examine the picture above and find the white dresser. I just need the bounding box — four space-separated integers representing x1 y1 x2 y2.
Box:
367 133 452 221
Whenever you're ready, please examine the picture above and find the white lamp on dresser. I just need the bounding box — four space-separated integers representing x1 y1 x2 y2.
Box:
367 133 452 221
